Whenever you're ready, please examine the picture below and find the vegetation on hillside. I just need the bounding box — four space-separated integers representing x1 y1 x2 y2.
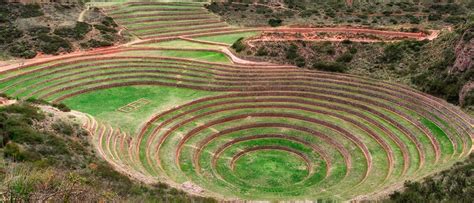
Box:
389 154 473 202
0 2 122 59
0 100 216 202
207 1 471 28
237 22 473 107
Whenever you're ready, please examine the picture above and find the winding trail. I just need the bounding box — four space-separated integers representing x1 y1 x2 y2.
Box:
78 6 89 22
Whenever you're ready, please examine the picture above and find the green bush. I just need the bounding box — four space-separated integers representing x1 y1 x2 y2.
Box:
295 57 306 67
4 142 26 161
349 47 358 54
336 52 353 63
19 4 43 18
256 5 272 14
102 16 118 27
0 13 9 23
463 90 474 107
444 16 466 24
255 47 268 56
52 120 74 136
206 2 221 13
25 98 49 105
94 24 117 34
286 44 299 60
52 103 71 112
80 39 113 49
102 34 115 42
28 26 51 36
299 10 315 18
54 22 91 40
0 26 23 45
390 154 474 202
311 61 347 72
8 41 37 59
268 18 283 27
428 13 442 21
381 40 427 63
37 34 72 55
231 37 246 53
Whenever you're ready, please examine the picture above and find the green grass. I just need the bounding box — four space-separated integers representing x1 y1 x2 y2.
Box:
63 86 216 134
194 32 260 45
117 49 232 63
143 39 224 49
420 117 455 157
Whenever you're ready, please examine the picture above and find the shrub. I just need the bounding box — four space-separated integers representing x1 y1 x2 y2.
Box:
300 10 314 18
336 52 353 63
268 18 283 27
94 24 117 34
37 34 72 55
54 22 91 40
7 125 44 145
0 26 23 45
102 34 115 42
231 37 246 53
295 57 306 67
406 14 421 24
381 44 403 63
325 9 336 18
255 47 268 56
428 13 442 21
101 16 117 27
28 26 51 36
311 61 347 72
463 90 474 107
286 44 299 60
444 16 466 24
80 39 113 49
256 5 272 14
382 10 393 16
25 98 49 105
349 47 358 54
52 103 71 112
52 120 74 136
4 142 26 161
8 41 37 59
341 39 352 44
1 104 44 121
381 40 427 63
206 2 221 13
19 4 43 18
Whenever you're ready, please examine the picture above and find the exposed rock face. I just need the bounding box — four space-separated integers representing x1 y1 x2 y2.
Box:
451 29 473 73
460 81 474 106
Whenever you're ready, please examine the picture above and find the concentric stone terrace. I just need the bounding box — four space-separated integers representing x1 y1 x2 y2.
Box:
1 45 472 200
1 0 473 200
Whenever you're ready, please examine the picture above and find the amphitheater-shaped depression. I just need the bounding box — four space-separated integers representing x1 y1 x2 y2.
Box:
1 47 472 200
1 1 472 197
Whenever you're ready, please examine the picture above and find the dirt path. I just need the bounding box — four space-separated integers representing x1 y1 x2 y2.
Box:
260 27 431 39
78 6 89 22
0 26 443 73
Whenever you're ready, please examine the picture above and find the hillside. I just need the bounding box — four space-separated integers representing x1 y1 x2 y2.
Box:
0 1 126 60
207 0 472 28
0 98 216 202
233 22 473 110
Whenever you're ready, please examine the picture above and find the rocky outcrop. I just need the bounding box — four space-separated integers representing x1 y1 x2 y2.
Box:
451 28 473 73
459 81 474 107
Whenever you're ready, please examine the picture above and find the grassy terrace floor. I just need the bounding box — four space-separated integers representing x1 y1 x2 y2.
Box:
2 1 472 201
